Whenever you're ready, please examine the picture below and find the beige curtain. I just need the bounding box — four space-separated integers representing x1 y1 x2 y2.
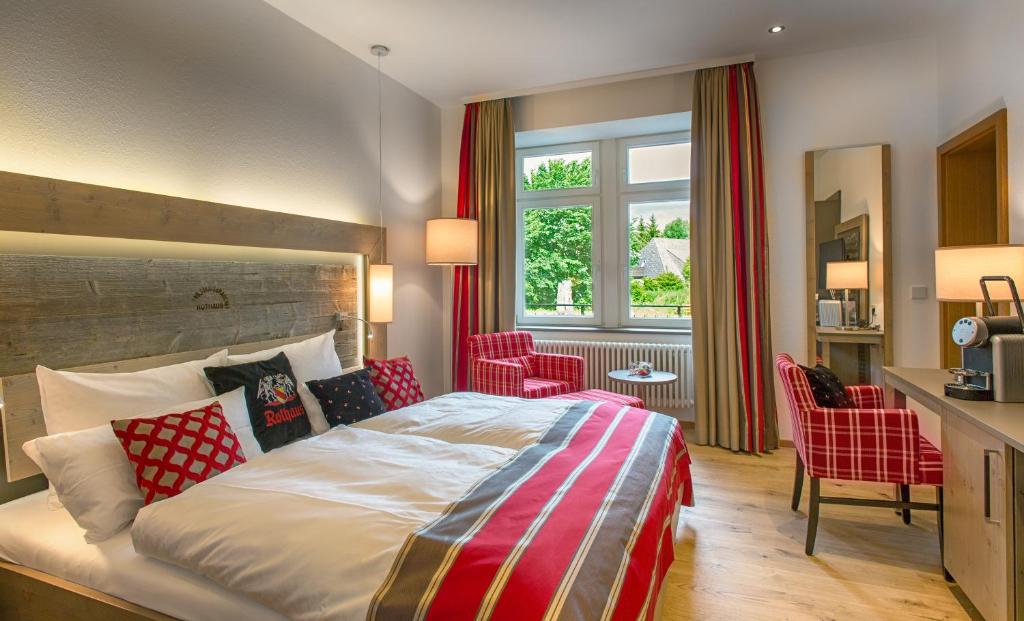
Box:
453 100 515 390
691 63 777 453
473 99 516 334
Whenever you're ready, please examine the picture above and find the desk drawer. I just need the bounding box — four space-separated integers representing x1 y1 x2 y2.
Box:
944 413 1014 620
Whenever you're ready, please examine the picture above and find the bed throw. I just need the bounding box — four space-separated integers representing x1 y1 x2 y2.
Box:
132 401 691 621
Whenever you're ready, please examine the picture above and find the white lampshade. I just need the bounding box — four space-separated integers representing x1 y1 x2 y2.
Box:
368 264 393 323
826 261 868 290
935 245 1024 301
426 218 478 265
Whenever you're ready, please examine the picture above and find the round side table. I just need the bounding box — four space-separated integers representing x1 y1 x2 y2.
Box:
607 369 678 409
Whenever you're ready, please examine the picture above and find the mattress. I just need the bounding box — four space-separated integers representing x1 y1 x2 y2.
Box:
0 490 283 621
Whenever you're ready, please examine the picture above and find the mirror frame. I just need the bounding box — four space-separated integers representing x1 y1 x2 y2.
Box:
804 144 893 368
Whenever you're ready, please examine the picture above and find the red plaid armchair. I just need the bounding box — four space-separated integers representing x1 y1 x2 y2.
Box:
469 331 583 398
775 354 943 557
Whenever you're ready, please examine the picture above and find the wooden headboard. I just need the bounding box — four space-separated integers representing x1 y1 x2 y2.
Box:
0 170 389 499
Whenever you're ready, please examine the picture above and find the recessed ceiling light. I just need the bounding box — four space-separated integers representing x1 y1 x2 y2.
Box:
768 25 785 34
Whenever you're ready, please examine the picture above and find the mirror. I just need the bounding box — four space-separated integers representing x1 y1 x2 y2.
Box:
805 144 893 384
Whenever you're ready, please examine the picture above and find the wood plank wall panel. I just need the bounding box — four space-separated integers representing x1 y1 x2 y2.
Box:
0 170 383 256
0 169 388 360
0 255 359 376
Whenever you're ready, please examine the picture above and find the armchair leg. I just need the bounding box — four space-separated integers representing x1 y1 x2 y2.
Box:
791 453 805 511
805 478 820 556
899 485 911 525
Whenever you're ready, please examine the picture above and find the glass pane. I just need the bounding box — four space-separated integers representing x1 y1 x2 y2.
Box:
628 200 690 319
523 205 594 317
627 142 691 184
522 151 593 191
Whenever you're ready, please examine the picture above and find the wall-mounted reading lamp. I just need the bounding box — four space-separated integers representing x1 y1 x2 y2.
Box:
336 313 374 339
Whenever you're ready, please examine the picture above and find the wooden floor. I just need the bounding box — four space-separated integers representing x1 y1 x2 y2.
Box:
661 445 975 621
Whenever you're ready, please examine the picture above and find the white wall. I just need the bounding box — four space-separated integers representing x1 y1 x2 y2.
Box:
814 145 886 327
936 0 1024 240
0 0 443 395
758 37 941 443
513 72 694 132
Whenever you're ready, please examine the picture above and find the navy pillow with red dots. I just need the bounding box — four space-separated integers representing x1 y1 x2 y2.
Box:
798 364 854 409
306 369 386 427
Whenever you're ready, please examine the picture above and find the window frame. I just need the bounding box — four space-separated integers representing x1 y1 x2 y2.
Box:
516 141 600 200
515 131 690 330
515 195 603 327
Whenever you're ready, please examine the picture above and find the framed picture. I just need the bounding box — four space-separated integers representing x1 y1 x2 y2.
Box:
834 214 869 322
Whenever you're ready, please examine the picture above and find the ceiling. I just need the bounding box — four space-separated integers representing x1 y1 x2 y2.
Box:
264 0 961 106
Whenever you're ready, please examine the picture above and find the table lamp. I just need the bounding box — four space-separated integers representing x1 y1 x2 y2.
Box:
825 260 868 328
935 245 1024 315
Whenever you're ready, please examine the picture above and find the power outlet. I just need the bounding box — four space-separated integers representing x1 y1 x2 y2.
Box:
910 285 928 300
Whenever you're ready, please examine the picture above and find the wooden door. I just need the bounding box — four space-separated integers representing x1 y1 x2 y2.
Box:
937 109 1008 368
943 412 1014 620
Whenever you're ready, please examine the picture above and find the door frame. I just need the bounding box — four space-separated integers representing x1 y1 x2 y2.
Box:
937 108 1009 368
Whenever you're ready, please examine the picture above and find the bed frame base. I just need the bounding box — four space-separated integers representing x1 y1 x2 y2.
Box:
0 561 178 621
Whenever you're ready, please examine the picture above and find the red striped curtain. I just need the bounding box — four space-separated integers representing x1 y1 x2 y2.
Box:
691 63 777 453
452 101 515 391
452 105 480 391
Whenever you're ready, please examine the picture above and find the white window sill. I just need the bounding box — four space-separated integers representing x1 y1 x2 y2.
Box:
517 325 692 336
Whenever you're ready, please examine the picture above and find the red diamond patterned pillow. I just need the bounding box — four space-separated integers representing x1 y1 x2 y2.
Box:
111 401 247 505
363 355 425 410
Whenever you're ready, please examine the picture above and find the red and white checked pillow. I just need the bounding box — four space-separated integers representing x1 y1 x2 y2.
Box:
110 402 247 505
363 356 425 410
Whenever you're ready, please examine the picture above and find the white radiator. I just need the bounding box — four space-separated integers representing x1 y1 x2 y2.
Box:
534 340 694 409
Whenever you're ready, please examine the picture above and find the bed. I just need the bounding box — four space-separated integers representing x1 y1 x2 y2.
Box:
1 395 691 621
0 171 693 620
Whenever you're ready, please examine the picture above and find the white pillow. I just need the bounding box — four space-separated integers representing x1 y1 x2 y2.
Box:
224 331 342 435
36 350 228 436
23 388 257 543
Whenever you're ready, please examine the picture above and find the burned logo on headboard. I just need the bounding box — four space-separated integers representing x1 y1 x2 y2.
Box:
193 287 231 311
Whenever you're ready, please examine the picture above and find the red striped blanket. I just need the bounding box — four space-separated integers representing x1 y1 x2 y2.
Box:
368 401 693 621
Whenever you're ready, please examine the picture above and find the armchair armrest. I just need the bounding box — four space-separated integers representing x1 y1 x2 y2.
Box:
471 358 525 397
799 407 922 484
844 384 883 409
535 353 584 391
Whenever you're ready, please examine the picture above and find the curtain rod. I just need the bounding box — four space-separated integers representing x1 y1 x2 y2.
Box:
461 53 756 104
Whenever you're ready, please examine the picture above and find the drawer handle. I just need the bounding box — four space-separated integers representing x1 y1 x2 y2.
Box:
984 449 1001 525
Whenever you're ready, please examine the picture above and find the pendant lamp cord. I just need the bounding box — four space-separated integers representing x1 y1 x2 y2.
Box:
376 50 384 259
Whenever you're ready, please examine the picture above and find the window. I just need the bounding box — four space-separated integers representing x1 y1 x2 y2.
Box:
522 151 593 192
521 202 596 320
516 132 690 329
626 141 691 185
517 143 598 198
627 198 690 320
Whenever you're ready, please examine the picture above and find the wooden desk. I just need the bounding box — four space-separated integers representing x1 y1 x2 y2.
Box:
817 327 884 383
885 367 1024 621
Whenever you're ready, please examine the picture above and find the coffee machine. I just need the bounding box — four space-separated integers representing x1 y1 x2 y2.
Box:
946 276 1024 402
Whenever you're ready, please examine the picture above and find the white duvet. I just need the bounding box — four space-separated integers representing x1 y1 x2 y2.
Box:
354 392 573 449
131 426 514 621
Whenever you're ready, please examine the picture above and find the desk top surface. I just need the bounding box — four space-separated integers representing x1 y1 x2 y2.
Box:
884 366 1024 452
